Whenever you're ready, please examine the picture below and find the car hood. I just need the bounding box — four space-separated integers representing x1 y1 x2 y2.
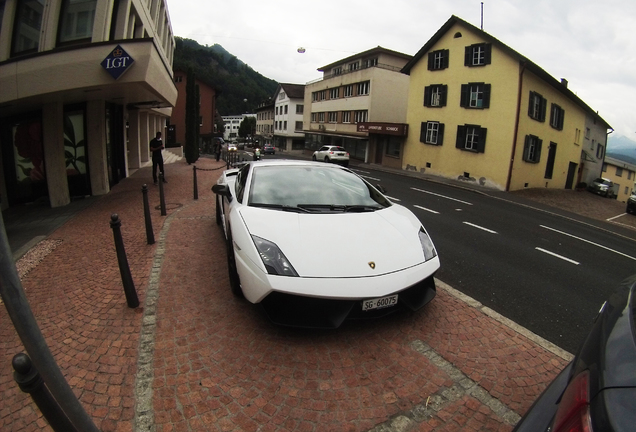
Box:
239 205 429 278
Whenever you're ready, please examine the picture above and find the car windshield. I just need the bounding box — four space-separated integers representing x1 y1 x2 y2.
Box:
248 165 391 211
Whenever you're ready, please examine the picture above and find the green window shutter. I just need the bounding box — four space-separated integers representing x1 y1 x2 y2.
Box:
428 52 434 70
424 86 431 106
540 97 547 122
443 50 450 68
460 84 469 107
483 84 491 108
441 85 448 106
477 128 487 153
464 46 471 66
456 125 466 148
420 122 427 142
535 139 543 162
438 123 445 145
484 44 492 65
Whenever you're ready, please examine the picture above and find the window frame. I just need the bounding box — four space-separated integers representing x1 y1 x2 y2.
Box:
464 43 492 67
424 84 448 108
550 103 565 130
528 91 547 122
522 134 543 163
456 125 487 153
57 0 97 46
420 121 445 146
428 49 450 70
460 83 491 109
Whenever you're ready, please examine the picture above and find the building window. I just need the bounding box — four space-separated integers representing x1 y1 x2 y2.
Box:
349 61 359 71
354 110 368 123
283 121 287 130
364 58 378 68
428 49 449 70
528 91 547 122
58 0 96 44
279 92 285 100
464 43 491 67
550 104 565 130
616 167 623 177
330 88 339 99
296 105 303 114
12 0 44 55
420 122 445 146
328 112 338 123
342 111 351 123
357 81 370 96
312 91 327 102
174 76 182 83
523 135 543 163
460 83 491 109
343 85 353 97
284 105 288 115
424 84 447 107
386 137 401 157
332 66 342 75
295 121 303 131
311 113 316 123
318 112 325 123
456 125 487 153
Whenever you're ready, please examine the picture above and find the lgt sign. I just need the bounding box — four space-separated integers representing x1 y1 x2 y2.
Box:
101 45 134 80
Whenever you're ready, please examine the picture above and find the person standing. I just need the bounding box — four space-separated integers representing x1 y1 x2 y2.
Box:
150 131 167 184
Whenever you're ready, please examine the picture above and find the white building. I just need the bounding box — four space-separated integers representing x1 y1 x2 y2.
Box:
222 114 256 141
0 0 177 210
273 83 305 151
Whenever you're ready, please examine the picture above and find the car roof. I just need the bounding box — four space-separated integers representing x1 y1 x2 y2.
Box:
244 160 346 169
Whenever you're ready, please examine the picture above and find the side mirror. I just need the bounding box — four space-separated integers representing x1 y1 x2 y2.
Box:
212 184 231 199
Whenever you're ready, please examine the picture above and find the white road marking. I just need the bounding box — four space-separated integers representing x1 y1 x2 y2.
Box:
535 247 580 265
607 213 628 221
414 205 439 214
540 225 636 261
351 168 371 175
463 222 497 234
358 174 381 182
411 187 473 205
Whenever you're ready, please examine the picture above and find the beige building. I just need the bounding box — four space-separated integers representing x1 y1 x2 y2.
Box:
401 15 612 191
255 99 274 147
303 47 412 168
0 0 177 210
602 156 636 203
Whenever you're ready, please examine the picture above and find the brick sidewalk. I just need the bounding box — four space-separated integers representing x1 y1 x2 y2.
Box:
0 157 570 431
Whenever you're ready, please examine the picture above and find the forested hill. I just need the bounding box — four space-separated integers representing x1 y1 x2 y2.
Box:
173 37 279 116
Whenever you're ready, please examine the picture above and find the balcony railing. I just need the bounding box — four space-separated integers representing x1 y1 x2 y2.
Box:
306 63 403 85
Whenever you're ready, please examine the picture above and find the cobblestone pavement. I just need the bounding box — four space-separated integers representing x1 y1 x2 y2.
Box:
1 157 574 431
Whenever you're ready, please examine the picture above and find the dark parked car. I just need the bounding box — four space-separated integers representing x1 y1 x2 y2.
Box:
626 193 636 214
513 275 636 432
587 177 616 198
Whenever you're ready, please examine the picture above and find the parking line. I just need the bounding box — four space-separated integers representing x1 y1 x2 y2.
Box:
414 205 439 214
358 174 381 182
540 225 636 261
463 222 497 234
535 247 580 265
411 187 473 205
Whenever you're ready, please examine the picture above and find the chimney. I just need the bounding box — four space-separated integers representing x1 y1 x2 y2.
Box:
561 78 568 88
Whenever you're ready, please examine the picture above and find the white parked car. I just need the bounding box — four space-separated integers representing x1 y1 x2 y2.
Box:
212 160 440 328
312 145 350 167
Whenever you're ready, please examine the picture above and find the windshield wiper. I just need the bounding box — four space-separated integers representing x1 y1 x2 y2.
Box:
250 203 311 213
297 204 382 213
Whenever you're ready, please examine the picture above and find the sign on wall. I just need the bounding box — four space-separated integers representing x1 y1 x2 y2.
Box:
101 45 135 80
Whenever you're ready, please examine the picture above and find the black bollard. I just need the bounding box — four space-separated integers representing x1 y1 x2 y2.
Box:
193 165 199 200
158 173 166 216
142 185 155 245
13 353 79 432
109 214 139 308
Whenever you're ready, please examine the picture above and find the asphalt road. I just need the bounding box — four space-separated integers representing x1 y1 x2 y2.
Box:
227 151 636 353
348 166 636 354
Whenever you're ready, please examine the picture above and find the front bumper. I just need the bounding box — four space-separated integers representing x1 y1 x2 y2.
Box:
258 274 436 328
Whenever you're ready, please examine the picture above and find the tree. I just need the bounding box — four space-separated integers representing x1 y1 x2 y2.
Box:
238 116 256 139
184 67 199 164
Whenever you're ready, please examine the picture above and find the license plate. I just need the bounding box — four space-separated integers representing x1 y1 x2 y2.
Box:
362 294 398 311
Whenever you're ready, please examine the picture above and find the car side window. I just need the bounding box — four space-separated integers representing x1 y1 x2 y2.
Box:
235 164 250 203
319 146 328 151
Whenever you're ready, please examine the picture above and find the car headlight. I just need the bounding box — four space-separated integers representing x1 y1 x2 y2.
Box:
251 236 299 276
418 228 437 261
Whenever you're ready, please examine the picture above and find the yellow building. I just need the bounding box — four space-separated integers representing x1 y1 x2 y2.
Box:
602 156 636 203
401 15 612 191
0 0 177 210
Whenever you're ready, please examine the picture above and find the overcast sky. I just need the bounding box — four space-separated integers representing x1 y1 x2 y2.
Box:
167 0 636 141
